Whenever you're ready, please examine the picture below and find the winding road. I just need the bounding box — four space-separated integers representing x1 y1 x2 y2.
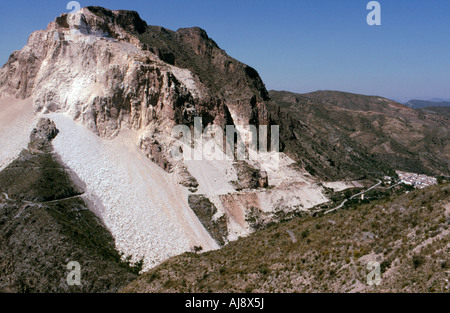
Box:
1 191 85 205
324 180 382 215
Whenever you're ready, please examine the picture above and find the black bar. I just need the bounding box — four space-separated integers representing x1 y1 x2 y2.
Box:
0 293 446 312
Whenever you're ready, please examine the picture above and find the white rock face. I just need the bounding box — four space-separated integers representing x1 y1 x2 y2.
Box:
0 97 37 171
48 113 218 270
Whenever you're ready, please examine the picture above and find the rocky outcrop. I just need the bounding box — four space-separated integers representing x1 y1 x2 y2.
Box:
0 118 82 203
270 90 450 179
232 161 269 191
188 195 228 246
28 118 59 152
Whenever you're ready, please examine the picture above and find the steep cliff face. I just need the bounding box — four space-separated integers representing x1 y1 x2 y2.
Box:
0 7 274 190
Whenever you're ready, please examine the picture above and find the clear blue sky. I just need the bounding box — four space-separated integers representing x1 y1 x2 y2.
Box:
0 0 449 102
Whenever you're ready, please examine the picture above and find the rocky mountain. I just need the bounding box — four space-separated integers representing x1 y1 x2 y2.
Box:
0 6 333 285
270 90 449 180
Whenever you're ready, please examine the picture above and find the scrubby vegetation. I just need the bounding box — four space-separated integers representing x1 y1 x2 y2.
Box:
122 183 449 293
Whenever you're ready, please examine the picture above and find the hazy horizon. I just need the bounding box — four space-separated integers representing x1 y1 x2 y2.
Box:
0 0 449 102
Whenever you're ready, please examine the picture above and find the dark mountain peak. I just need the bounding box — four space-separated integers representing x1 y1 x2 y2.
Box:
175 26 220 54
51 6 148 35
85 6 148 34
177 26 211 40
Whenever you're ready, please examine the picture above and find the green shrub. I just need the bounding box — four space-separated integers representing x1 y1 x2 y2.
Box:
412 255 426 269
301 229 310 238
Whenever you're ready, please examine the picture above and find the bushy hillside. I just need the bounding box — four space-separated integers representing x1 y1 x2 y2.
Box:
122 183 449 293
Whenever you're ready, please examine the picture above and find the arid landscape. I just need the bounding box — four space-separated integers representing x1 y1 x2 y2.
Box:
0 4 448 295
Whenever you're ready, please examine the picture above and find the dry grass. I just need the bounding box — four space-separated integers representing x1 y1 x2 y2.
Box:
122 183 450 293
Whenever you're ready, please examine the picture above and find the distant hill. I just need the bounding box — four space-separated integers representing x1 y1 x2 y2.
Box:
267 90 449 180
405 99 450 109
429 98 450 103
